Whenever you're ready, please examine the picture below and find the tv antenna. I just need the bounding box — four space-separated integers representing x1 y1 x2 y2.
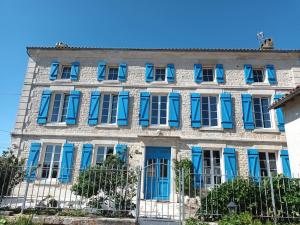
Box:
257 32 265 44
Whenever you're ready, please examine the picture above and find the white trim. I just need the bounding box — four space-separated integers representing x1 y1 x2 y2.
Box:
93 145 115 165
153 66 167 82
49 86 74 91
248 89 274 95
106 66 119 81
98 93 119 125
146 88 172 93
258 151 279 177
202 66 217 83
252 95 275 129
197 88 223 94
149 94 168 126
47 92 70 124
200 95 220 128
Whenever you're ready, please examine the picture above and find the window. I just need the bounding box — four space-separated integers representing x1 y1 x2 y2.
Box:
253 68 265 83
95 146 114 165
41 145 62 179
203 67 214 82
203 150 221 186
50 93 70 123
253 97 271 128
201 96 218 127
100 94 118 124
151 95 167 125
259 152 277 177
107 67 119 80
61 66 71 79
154 68 166 81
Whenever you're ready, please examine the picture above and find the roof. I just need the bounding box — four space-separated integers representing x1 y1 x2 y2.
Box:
26 46 300 53
270 85 300 109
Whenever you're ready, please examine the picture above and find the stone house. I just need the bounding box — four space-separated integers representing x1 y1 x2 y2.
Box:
10 46 300 201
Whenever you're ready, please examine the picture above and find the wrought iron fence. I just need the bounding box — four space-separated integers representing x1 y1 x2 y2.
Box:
1 162 300 223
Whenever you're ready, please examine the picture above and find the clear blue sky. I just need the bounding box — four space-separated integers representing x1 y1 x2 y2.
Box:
0 0 300 154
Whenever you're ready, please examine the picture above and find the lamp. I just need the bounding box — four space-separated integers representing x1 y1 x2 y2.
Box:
227 201 237 214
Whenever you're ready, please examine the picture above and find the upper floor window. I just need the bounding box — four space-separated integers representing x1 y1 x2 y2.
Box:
154 68 166 81
151 95 167 125
201 96 218 127
95 146 114 165
253 68 265 83
41 144 62 179
49 93 70 123
60 66 72 79
107 67 119 80
203 150 221 186
202 67 214 82
253 97 271 128
100 94 119 124
259 152 277 177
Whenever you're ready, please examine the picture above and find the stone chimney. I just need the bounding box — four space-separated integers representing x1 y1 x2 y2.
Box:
260 38 274 50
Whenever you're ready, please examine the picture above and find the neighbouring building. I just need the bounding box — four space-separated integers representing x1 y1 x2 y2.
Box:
270 85 300 177
10 45 300 202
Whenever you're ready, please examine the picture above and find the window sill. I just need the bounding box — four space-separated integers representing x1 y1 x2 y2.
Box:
148 125 170 130
253 129 280 134
45 123 67 127
251 82 269 86
149 81 169 85
101 80 121 84
96 124 119 129
199 81 218 85
52 79 72 83
199 127 223 131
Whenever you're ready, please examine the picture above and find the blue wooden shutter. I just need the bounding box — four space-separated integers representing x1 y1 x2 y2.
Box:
145 63 154 82
167 64 175 83
280 150 291 178
49 61 59 81
59 143 75 183
216 64 224 83
115 144 127 162
244 64 253 84
247 149 260 181
192 146 202 188
26 142 41 181
274 94 285 132
118 63 127 81
241 94 255 130
224 148 237 181
190 93 201 128
221 93 233 129
139 92 150 127
37 90 52 125
168 92 180 128
66 90 81 125
267 65 277 84
88 91 100 125
117 91 129 126
194 64 202 83
70 62 80 81
97 62 106 81
80 144 93 171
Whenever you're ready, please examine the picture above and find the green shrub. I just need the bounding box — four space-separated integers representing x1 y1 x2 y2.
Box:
174 159 194 195
57 209 89 217
218 212 262 225
8 216 41 225
0 216 7 225
185 217 209 225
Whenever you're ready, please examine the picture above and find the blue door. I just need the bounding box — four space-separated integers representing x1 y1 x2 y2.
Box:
144 147 171 201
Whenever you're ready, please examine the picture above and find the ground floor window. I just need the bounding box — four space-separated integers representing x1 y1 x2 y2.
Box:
203 150 221 186
41 144 62 179
259 152 277 177
95 146 114 165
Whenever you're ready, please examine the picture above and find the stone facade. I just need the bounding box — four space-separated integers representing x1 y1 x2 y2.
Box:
11 47 300 186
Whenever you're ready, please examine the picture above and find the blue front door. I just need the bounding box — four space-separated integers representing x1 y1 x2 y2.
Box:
144 147 171 201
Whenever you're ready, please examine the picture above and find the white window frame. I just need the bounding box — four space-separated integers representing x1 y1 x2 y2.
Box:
200 95 220 127
252 67 266 83
93 145 115 165
48 92 70 124
106 66 119 81
59 65 72 80
99 93 119 125
202 66 216 82
39 144 63 181
258 151 278 177
154 66 167 82
202 149 222 187
149 94 168 126
252 96 273 129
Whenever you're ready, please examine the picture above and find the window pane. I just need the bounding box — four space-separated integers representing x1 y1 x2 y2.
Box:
203 68 214 82
160 159 168 178
60 94 69 122
108 68 119 80
155 68 166 81
110 95 118 124
101 94 110 124
61 66 71 79
51 146 61 178
96 147 105 165
51 94 62 122
261 98 271 128
253 69 264 82
147 159 156 177
106 147 114 160
259 152 268 177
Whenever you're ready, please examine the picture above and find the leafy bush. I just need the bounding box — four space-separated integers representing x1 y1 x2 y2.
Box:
198 175 300 220
0 150 25 196
218 212 262 225
174 159 194 195
185 217 209 225
71 155 137 217
7 216 41 225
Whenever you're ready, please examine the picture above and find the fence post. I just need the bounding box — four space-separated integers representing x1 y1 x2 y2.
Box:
269 175 277 224
135 167 142 222
181 168 185 221
21 164 32 214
